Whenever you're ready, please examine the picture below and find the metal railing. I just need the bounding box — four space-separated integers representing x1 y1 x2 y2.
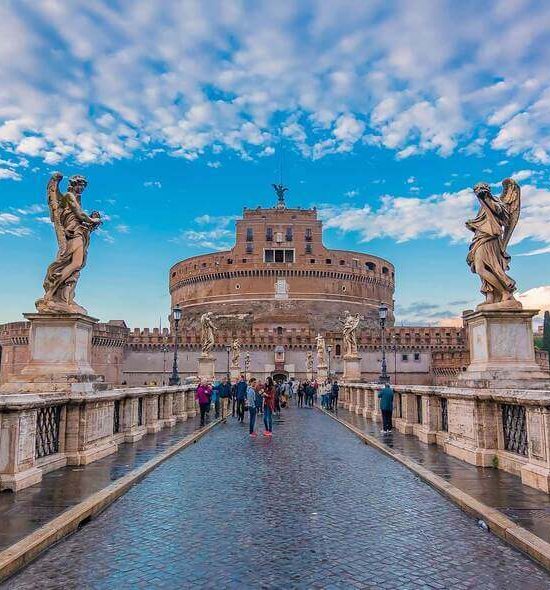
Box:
502 404 528 456
35 405 62 459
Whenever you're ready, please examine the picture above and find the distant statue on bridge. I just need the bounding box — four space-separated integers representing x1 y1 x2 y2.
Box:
315 333 327 366
231 339 241 366
306 351 314 373
341 311 361 357
466 178 522 310
36 172 101 315
200 312 216 355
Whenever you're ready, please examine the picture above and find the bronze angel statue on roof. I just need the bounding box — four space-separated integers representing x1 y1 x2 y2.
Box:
36 172 101 315
466 178 521 310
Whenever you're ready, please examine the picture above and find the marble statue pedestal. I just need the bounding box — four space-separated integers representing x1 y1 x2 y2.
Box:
198 355 215 381
316 364 328 383
1 313 105 394
343 355 362 382
458 308 550 389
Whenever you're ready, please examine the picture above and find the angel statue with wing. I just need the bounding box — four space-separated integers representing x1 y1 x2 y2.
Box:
36 172 101 315
315 333 327 366
466 179 522 310
231 338 241 367
340 311 361 357
200 312 217 356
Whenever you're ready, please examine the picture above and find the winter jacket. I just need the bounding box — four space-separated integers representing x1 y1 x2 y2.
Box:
378 385 394 412
196 384 212 405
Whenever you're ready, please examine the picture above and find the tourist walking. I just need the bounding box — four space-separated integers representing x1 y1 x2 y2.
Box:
196 380 212 427
247 377 258 437
263 377 275 436
378 383 394 433
211 380 220 419
330 379 340 412
235 374 247 423
305 381 315 407
297 382 305 407
255 382 264 415
321 379 332 409
218 375 232 418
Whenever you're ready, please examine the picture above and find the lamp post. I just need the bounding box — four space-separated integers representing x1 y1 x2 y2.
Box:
225 344 231 380
378 303 390 384
169 304 182 386
391 335 397 385
327 345 332 378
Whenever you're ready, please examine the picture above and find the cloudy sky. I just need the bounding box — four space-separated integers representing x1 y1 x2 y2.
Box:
1 0 550 327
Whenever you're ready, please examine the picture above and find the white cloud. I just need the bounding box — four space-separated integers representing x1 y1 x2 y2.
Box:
406 176 416 184
0 168 21 181
144 181 162 189
0 2 549 165
344 189 359 198
173 228 233 250
320 182 550 256
0 212 31 236
206 161 222 168
115 224 130 234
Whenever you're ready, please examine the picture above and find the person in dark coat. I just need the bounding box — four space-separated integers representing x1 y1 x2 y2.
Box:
235 375 247 423
378 384 394 433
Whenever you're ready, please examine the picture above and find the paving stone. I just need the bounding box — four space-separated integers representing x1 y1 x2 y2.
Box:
3 408 550 589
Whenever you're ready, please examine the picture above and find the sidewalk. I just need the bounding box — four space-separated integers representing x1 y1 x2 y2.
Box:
332 408 550 544
0 414 206 552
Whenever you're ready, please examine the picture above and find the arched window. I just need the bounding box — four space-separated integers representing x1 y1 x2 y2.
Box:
335 344 341 356
276 326 283 335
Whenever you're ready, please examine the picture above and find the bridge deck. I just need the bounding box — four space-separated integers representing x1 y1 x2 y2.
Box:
4 406 549 589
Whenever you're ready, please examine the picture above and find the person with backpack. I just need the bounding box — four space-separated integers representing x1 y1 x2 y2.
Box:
378 383 394 433
297 381 305 407
195 379 212 427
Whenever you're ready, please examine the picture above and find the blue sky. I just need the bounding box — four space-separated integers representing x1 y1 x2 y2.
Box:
1 1 550 328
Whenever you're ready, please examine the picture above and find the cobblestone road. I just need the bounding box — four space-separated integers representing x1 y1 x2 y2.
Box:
5 407 550 589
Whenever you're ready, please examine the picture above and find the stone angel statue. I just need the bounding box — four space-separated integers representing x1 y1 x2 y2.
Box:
340 311 361 357
200 312 216 355
36 172 101 315
231 338 241 366
306 351 314 373
466 178 522 310
315 333 327 366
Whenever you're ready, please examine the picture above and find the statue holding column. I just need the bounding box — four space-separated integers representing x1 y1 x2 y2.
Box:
459 177 550 388
466 178 521 310
341 311 361 357
231 338 241 366
315 333 327 366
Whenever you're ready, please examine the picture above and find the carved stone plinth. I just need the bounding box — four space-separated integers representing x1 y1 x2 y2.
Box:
230 365 241 381
1 313 105 394
458 309 550 389
198 355 215 381
343 355 361 382
316 364 328 383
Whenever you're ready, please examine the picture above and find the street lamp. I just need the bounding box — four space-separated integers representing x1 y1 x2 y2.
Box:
225 344 231 380
169 304 182 386
327 345 333 377
161 344 168 385
378 303 390 384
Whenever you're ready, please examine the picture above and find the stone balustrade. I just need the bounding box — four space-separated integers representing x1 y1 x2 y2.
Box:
339 382 550 494
0 384 199 492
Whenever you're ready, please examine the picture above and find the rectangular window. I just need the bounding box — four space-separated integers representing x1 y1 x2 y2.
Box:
275 249 284 263
246 243 253 254
305 243 312 254
264 249 274 262
305 228 312 242
286 227 293 241
414 352 420 361
266 227 273 241
246 228 253 242
284 249 294 263
402 354 408 361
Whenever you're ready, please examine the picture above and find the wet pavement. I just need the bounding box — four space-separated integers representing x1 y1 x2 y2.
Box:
4 406 550 589
0 415 203 551
336 407 550 543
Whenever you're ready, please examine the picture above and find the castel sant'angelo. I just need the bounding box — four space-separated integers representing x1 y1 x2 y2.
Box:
3 182 545 387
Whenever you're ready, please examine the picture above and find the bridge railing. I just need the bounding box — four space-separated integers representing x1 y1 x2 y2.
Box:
339 383 550 494
0 384 200 492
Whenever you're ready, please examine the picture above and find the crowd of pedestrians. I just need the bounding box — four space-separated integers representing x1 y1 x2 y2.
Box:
195 373 341 433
